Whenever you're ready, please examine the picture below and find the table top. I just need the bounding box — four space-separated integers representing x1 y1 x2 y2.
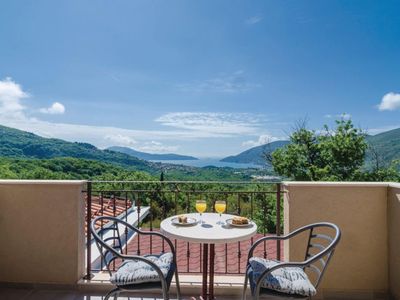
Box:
160 213 257 244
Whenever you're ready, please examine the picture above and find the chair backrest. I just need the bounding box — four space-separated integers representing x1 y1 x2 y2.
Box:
302 222 341 288
91 216 136 275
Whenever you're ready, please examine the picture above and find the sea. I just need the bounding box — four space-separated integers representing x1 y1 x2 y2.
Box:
150 157 262 169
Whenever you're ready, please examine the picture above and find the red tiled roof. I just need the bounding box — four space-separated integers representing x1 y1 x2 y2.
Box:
85 196 132 233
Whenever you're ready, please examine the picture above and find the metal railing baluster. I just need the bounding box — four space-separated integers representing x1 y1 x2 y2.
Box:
125 191 128 255
100 192 104 271
84 181 92 279
136 192 141 255
276 183 281 260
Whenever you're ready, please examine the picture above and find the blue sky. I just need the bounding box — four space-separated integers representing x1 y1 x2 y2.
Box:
0 0 400 157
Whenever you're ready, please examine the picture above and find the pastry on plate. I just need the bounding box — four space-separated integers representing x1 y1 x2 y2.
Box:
232 216 249 225
178 215 188 223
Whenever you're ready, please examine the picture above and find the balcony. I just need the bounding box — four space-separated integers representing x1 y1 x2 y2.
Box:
0 180 399 299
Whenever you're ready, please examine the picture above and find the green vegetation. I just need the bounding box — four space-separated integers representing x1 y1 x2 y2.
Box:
270 119 400 181
0 125 269 181
0 125 154 173
365 128 400 169
0 157 153 181
223 126 400 171
162 165 257 181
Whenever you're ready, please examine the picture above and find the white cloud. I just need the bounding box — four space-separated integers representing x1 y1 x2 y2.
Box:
137 141 179 153
377 92 400 111
155 112 263 135
324 113 351 120
177 71 260 93
0 77 28 118
246 16 262 25
104 134 137 147
39 102 65 114
1 113 245 147
366 125 400 135
103 135 179 154
0 78 284 156
242 134 279 147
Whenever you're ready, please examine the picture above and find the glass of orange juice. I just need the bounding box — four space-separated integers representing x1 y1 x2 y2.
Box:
195 200 207 224
215 200 226 225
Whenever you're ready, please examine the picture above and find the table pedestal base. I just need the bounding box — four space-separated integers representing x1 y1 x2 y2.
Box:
201 243 216 300
202 244 208 298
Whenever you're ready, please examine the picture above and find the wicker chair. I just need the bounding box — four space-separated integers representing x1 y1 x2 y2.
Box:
243 222 341 300
90 216 181 300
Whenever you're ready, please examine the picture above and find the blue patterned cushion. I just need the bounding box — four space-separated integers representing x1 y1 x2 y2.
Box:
110 252 173 286
249 257 317 297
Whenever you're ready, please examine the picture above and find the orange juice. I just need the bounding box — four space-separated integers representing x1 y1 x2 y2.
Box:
196 201 207 214
215 201 226 214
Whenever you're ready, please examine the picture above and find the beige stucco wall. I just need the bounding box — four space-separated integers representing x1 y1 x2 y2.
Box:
283 182 389 298
388 184 400 300
0 180 86 284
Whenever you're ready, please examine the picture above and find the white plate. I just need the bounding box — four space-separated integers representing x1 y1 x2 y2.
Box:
226 218 253 228
171 216 198 226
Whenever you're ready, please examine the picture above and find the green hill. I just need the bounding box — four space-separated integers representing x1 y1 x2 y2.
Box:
0 125 263 181
0 157 154 180
0 125 154 173
365 128 400 166
221 128 400 168
221 140 290 165
107 146 198 161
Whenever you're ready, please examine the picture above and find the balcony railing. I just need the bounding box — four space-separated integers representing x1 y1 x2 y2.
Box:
84 180 283 279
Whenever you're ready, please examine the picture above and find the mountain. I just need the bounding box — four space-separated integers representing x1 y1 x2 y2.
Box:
107 146 198 161
0 157 154 180
221 128 400 167
365 128 400 166
0 125 154 172
221 140 290 165
0 125 262 181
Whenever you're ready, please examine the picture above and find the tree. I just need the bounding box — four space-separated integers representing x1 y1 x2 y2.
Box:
319 119 367 180
362 144 400 181
271 119 367 181
362 160 400 181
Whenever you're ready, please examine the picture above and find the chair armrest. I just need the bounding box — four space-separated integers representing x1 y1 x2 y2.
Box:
247 223 318 260
91 216 178 267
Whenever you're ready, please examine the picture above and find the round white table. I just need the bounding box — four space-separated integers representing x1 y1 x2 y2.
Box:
160 213 257 299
